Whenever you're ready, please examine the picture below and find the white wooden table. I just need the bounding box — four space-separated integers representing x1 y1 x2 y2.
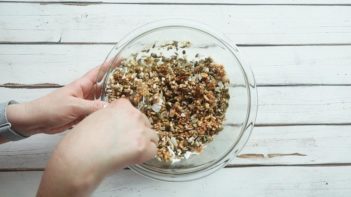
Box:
1 1 351 196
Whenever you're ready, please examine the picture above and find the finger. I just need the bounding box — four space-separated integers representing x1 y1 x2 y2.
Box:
146 128 159 144
94 83 103 99
75 98 108 116
47 117 84 133
83 65 102 83
140 142 157 163
108 98 132 109
107 99 151 128
93 57 123 99
141 113 152 128
69 65 101 90
96 56 123 83
83 59 116 83
85 83 102 100
68 57 122 98
48 122 77 133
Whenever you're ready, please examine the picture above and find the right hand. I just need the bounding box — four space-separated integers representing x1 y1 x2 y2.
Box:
37 98 158 197
59 98 159 174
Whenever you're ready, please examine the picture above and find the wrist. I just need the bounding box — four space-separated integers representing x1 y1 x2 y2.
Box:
40 146 105 196
38 166 102 197
6 102 41 136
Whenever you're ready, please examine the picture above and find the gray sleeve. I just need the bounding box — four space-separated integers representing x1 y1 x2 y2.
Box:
0 101 28 141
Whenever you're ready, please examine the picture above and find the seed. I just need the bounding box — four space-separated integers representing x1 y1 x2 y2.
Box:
105 41 230 162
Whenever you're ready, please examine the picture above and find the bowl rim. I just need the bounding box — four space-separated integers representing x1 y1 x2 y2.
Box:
96 18 258 182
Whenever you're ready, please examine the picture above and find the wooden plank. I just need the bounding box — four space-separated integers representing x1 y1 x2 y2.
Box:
1 0 351 5
0 44 111 85
0 4 351 44
1 167 351 197
0 133 62 169
0 126 350 169
1 86 350 124
257 86 351 124
1 45 351 85
236 126 351 165
0 88 53 102
241 46 351 85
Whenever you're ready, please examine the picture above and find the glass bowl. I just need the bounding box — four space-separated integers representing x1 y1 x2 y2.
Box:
95 19 257 182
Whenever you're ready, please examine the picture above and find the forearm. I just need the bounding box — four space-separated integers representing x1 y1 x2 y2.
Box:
36 115 136 197
37 147 104 197
37 168 101 197
37 124 113 197
6 102 42 136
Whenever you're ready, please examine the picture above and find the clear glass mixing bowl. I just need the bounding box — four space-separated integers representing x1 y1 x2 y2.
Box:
95 19 257 182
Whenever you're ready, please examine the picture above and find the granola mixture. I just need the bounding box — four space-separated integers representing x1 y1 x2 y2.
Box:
105 41 230 162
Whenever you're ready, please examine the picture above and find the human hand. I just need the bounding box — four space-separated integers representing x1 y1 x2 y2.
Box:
6 66 109 136
37 98 158 197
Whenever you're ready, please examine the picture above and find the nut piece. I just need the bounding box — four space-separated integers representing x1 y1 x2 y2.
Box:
105 41 230 162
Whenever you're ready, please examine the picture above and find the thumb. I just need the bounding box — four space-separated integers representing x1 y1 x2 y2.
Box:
75 99 108 116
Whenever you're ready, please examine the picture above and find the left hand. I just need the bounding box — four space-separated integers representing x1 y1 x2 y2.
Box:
6 66 108 136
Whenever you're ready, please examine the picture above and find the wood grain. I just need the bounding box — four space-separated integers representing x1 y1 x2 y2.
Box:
1 167 351 197
235 126 351 165
257 86 351 124
1 45 351 85
0 126 350 169
0 3 350 44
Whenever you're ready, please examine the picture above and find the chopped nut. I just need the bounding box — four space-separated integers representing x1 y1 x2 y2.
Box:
105 41 230 162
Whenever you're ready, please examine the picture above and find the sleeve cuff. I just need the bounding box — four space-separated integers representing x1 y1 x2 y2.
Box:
0 100 29 141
